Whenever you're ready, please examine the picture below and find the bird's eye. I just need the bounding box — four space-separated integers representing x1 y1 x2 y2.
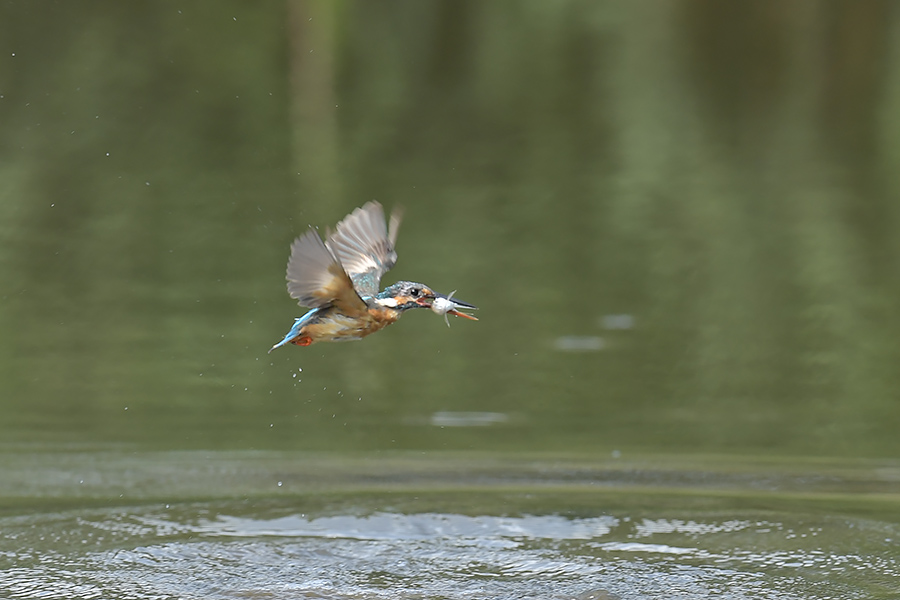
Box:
410 287 420 297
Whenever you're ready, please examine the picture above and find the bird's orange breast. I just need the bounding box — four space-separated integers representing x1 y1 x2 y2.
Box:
297 306 402 344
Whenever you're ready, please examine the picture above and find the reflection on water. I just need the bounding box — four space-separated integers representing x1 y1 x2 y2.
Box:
191 512 618 539
429 411 509 427
1 1 899 458
553 335 606 352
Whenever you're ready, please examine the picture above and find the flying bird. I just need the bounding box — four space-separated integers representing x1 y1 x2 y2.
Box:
269 201 477 352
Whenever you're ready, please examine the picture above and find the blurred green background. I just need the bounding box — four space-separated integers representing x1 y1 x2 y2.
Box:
2 0 899 459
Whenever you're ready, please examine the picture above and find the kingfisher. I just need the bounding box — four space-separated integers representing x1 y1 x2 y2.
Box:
269 201 477 352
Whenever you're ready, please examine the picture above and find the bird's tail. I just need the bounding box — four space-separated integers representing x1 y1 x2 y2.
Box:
268 317 306 354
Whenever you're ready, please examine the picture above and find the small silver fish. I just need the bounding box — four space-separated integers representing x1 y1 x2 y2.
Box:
431 290 479 327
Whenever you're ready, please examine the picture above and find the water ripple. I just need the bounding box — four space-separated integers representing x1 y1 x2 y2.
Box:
1 507 896 599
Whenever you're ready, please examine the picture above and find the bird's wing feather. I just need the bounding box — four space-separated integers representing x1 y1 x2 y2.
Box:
286 229 368 315
326 201 401 298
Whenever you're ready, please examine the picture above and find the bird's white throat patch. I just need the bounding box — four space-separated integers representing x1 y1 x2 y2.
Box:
374 297 399 308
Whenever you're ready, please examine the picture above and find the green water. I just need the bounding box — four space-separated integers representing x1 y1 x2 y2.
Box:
1 2 899 598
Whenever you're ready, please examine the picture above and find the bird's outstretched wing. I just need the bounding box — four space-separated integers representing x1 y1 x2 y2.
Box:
286 229 368 316
326 201 402 298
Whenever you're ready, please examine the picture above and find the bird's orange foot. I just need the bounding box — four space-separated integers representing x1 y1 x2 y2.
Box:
291 336 314 347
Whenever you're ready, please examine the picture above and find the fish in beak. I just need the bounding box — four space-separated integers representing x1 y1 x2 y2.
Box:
424 290 478 327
